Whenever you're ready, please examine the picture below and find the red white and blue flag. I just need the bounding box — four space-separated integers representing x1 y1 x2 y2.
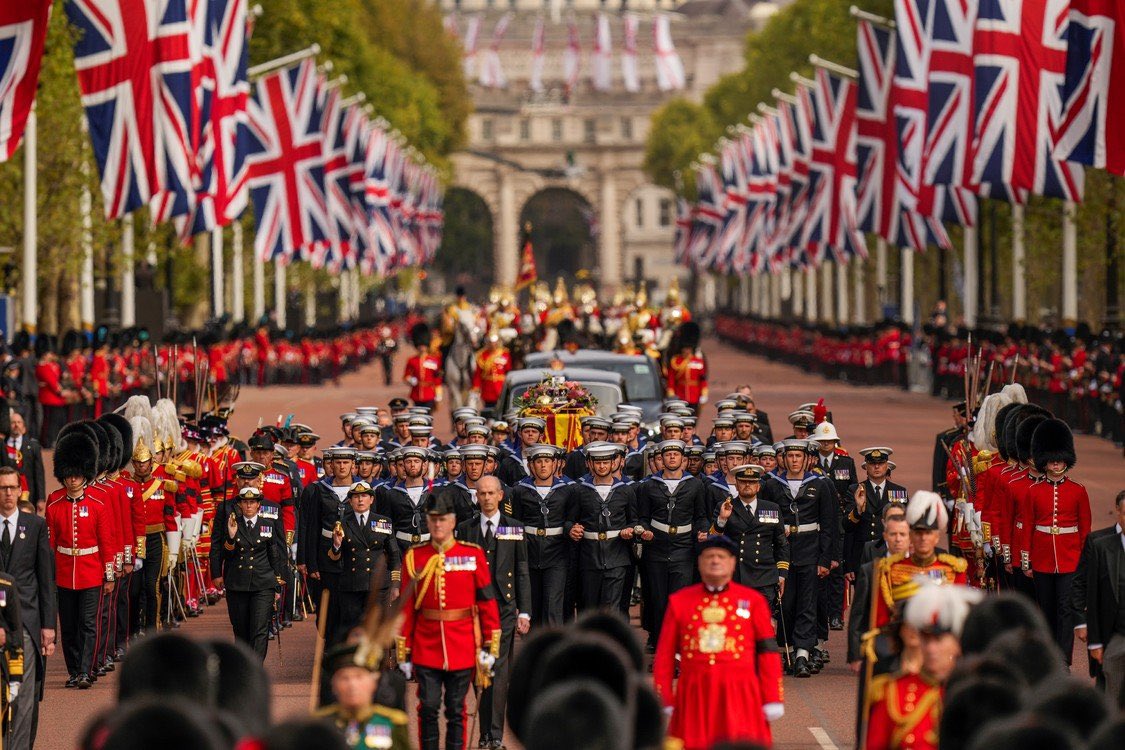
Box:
0 0 52 162
1057 0 1125 176
245 58 328 263
972 0 1083 202
318 83 355 271
67 0 195 219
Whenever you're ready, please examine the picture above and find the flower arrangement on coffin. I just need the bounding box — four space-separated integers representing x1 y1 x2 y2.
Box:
515 374 598 450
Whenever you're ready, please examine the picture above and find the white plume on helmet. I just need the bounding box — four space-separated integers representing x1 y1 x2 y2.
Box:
969 393 1007 451
129 416 153 454
903 578 982 636
123 395 154 426
905 490 949 533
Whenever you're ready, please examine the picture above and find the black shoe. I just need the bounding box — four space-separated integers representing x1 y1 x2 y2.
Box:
77 674 93 689
104 660 116 672
814 647 830 664
478 737 492 748
489 741 505 750
292 612 305 622
829 617 844 631
644 642 656 655
95 665 107 677
794 656 811 678
65 675 78 688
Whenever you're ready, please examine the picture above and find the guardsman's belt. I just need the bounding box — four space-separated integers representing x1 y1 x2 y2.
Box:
1034 525 1078 535
421 607 472 621
57 545 99 557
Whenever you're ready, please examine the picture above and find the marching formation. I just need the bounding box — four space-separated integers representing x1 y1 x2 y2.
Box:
0 284 1115 750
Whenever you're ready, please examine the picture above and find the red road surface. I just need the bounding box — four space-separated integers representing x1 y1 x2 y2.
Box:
35 339 1122 749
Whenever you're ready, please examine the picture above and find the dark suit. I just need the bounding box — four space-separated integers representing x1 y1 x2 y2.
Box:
456 512 531 744
212 515 287 660
10 438 46 508
1083 529 1125 705
1071 525 1119 684
1 510 54 750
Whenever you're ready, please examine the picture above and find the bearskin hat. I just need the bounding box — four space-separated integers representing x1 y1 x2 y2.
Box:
993 402 1024 461
409 322 431 349
33 334 53 358
53 432 99 482
522 680 629 750
58 421 111 476
1031 418 1076 473
678 320 701 351
1015 412 1050 466
1001 405 1049 464
100 413 134 472
556 318 579 345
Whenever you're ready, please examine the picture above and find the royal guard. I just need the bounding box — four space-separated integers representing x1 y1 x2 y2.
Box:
126 424 177 633
471 333 511 411
657 278 692 352
397 489 501 750
864 581 982 750
1016 418 1089 663
653 534 784 750
868 492 968 633
45 432 116 689
666 322 708 411
403 323 443 410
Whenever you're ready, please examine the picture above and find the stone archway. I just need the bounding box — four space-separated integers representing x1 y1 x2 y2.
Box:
434 187 495 297
519 187 598 284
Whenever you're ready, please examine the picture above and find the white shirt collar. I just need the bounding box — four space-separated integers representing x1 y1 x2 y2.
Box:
871 481 886 492
0 508 18 529
481 510 501 535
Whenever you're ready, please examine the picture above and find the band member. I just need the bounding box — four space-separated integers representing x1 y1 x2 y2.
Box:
403 324 443 410
653 534 784 749
45 432 116 688
128 435 176 632
714 464 789 611
316 643 411 750
211 487 287 660
471 334 511 411
397 489 501 750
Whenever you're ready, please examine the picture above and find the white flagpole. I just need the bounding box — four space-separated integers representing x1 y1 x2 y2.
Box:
900 247 915 325
211 227 225 318
1011 203 1026 321
121 214 136 327
248 44 320 80
304 276 315 328
232 221 245 322
1062 201 1078 324
80 118 96 333
22 106 36 334
253 251 265 323
274 262 287 329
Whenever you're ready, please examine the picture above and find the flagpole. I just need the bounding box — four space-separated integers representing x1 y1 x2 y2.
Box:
1011 204 1026 321
121 214 136 327
901 248 915 325
274 261 287 329
253 254 265 324
232 221 245 323
22 105 36 334
79 132 96 333
247 44 321 80
808 54 858 80
212 227 225 318
848 6 896 29
1062 201 1078 325
963 225 979 327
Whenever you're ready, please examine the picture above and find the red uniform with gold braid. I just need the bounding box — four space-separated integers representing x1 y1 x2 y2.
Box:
398 537 501 750
864 672 942 750
1016 475 1090 574
403 352 443 406
869 553 968 630
653 581 783 749
471 346 512 408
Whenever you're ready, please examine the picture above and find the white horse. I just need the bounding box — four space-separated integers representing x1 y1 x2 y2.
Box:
443 310 481 412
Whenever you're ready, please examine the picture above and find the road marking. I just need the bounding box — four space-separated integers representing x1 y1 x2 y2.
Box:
809 727 839 750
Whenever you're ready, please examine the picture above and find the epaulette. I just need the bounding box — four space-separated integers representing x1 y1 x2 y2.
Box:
937 553 968 573
457 540 482 550
313 705 341 719
0 575 13 587
163 479 178 492
972 450 995 474
368 704 408 726
835 447 850 457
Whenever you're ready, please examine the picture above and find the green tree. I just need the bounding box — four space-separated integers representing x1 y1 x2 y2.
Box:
643 99 720 196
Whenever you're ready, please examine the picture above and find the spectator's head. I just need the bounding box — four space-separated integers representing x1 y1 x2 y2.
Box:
118 634 215 705
960 594 1050 656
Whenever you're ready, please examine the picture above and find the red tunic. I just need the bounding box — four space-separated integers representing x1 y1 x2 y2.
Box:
472 348 511 405
45 488 117 590
261 466 296 541
1017 476 1091 574
403 353 443 403
36 360 67 408
399 539 500 672
666 353 708 405
865 672 943 750
653 582 782 750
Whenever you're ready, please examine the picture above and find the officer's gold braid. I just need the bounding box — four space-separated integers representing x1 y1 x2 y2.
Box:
412 553 445 610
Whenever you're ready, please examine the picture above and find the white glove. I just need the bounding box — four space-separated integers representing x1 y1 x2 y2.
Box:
289 543 298 561
662 706 674 718
407 376 418 386
133 557 144 572
699 394 709 404
763 702 784 722
399 662 413 680
477 650 496 670
192 510 205 544
166 529 182 566
982 542 993 557
7 683 18 700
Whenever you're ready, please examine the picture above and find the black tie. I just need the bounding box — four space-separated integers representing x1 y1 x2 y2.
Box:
0 520 10 569
360 513 367 527
874 486 882 505
485 520 494 550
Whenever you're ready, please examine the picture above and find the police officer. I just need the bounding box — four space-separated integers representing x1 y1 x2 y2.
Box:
635 440 709 646
211 487 287 660
714 464 789 611
759 439 837 678
328 482 401 645
509 443 573 627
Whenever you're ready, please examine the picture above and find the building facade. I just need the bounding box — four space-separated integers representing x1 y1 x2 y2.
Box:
440 0 780 297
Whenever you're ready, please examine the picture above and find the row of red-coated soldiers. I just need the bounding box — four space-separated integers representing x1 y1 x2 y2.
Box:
943 386 1091 667
40 403 298 687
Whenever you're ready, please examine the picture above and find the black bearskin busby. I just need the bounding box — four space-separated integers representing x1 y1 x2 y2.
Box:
1031 417 1076 473
556 318 579 346
53 432 99 483
409 322 431 349
1013 411 1050 466
99 413 134 472
993 402 1024 461
678 321 701 351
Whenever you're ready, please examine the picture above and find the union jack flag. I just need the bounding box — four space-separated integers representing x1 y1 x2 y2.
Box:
762 104 794 272
176 0 251 236
781 85 815 268
67 0 195 219
855 17 951 251
363 124 397 274
972 0 1083 201
318 84 355 271
1057 0 1125 176
713 138 748 274
245 58 328 263
741 120 779 274
0 1 52 162
690 161 725 271
804 68 867 265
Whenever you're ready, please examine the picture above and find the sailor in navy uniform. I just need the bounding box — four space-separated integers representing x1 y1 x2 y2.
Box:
713 463 789 612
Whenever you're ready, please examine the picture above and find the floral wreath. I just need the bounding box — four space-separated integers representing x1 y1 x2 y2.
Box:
514 374 599 413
